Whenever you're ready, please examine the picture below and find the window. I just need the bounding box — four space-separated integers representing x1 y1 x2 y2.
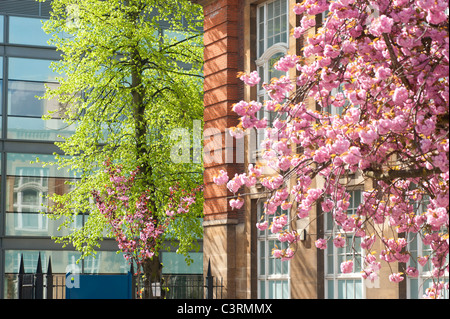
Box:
407 198 449 299
408 233 449 299
257 202 290 298
0 15 4 43
7 57 75 140
325 190 364 299
325 84 347 117
257 0 289 57
255 0 289 152
5 153 80 237
8 16 51 47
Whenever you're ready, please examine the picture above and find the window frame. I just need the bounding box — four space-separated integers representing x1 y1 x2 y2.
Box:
324 190 365 299
406 198 449 299
254 0 289 153
257 201 290 299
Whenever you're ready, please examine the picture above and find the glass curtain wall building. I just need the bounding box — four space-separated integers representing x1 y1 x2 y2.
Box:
0 1 202 299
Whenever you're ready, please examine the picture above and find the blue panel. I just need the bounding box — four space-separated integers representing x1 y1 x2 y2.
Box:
66 273 132 299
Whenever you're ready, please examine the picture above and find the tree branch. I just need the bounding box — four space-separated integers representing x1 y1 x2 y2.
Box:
382 33 413 91
365 167 442 181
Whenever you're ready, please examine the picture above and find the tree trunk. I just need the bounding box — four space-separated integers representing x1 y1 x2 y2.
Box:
130 47 164 299
142 256 163 299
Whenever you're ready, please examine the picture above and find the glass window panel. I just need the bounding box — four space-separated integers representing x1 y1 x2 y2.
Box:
347 280 355 298
259 6 265 32
7 116 76 141
326 209 333 230
161 252 203 274
268 2 274 20
83 251 130 274
274 0 280 17
327 245 334 274
0 15 4 42
259 241 265 276
327 280 334 299
280 28 287 43
7 153 76 178
280 0 287 14
268 280 275 298
9 16 51 47
258 0 288 56
22 189 41 205
4 250 81 274
259 281 266 298
259 39 265 57
7 175 49 212
274 256 282 274
9 58 57 82
5 174 80 236
8 81 62 118
275 280 283 299
8 81 48 117
268 19 274 38
268 241 275 275
259 24 264 43
355 280 363 299
269 52 285 81
5 212 82 237
338 280 345 299
274 34 281 46
282 280 289 298
282 254 289 274
274 17 280 35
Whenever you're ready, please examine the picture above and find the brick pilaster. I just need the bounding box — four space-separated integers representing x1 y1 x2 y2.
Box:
201 0 244 222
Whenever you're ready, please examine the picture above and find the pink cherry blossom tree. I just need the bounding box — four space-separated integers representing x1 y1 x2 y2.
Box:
93 160 203 298
215 0 449 298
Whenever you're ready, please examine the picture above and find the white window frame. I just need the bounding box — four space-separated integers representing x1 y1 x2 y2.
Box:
257 202 290 299
407 232 449 299
407 199 449 299
255 0 289 153
257 0 289 58
14 168 49 232
324 190 365 299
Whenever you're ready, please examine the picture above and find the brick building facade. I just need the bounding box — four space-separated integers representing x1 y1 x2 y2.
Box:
194 0 322 299
192 0 446 299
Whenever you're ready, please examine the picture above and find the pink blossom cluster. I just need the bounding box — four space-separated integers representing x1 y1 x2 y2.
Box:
229 197 244 210
272 247 295 261
275 55 300 72
380 237 410 263
93 161 202 269
340 260 354 274
215 0 449 291
423 282 449 299
238 71 260 87
270 214 288 234
362 253 381 282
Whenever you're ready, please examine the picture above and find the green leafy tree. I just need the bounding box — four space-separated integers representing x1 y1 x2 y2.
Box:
38 0 204 297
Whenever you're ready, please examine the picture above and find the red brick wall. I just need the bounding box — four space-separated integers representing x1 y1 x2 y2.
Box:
202 0 244 222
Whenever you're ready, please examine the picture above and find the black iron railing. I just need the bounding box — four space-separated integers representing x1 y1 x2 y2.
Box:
15 254 223 299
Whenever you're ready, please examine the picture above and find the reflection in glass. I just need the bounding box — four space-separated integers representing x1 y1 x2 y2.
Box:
9 16 51 47
257 0 288 55
8 81 63 117
7 153 77 178
161 252 203 274
5 173 69 236
0 15 4 43
7 58 73 141
9 58 56 82
8 116 76 141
